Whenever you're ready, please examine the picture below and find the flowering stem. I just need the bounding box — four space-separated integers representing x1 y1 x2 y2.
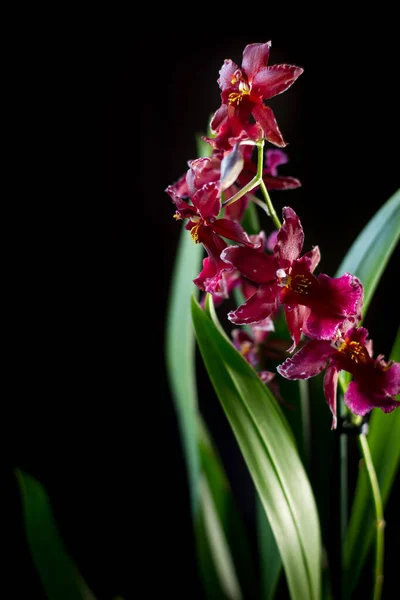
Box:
358 432 385 600
259 180 281 230
222 140 265 208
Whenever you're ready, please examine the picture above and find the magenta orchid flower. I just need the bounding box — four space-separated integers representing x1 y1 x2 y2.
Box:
166 159 257 296
211 42 303 147
232 319 294 407
277 326 400 428
221 207 364 351
204 230 274 307
232 320 276 384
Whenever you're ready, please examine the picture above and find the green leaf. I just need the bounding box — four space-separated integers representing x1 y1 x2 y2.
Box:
165 132 212 514
165 221 203 515
15 469 96 600
192 295 322 600
343 327 400 592
198 415 258 599
166 131 256 598
256 496 281 600
335 188 400 316
196 476 243 600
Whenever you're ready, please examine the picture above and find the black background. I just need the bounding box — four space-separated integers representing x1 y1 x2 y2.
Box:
4 18 400 600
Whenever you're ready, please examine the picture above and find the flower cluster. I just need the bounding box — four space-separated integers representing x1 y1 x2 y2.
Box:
165 41 400 428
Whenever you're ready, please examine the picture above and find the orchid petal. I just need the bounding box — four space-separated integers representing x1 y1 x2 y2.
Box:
345 380 400 417
378 360 400 396
241 41 271 80
188 156 220 194
217 59 240 91
263 175 302 191
266 230 278 252
304 313 347 341
191 182 221 220
317 272 364 318
221 245 277 283
242 278 258 300
302 246 321 274
277 339 334 379
251 104 286 147
275 206 304 264
252 64 304 100
284 304 311 352
212 218 254 247
210 104 228 134
228 283 278 325
165 185 197 218
324 365 339 429
265 149 289 176
259 370 275 384
344 326 370 346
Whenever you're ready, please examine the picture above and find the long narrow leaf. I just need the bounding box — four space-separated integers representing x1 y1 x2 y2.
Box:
198 416 258 598
234 269 283 598
192 295 322 600
165 221 203 515
335 188 400 315
257 496 281 600
197 476 243 600
165 133 256 598
15 469 96 600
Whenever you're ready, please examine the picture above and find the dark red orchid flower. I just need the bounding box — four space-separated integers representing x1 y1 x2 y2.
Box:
166 159 256 297
221 207 364 351
277 326 400 428
211 42 303 147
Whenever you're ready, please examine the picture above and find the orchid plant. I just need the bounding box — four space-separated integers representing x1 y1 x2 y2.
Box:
165 41 400 600
12 40 399 600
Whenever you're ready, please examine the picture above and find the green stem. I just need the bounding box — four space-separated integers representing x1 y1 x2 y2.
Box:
222 140 265 208
358 432 385 600
259 179 281 230
339 397 348 554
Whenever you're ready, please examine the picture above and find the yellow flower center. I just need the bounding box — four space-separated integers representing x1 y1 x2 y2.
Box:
229 78 251 106
337 340 370 364
190 222 201 244
278 271 313 295
240 341 252 356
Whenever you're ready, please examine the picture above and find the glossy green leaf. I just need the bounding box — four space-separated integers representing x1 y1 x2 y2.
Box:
233 280 283 598
166 132 255 598
165 133 211 514
198 416 258 598
196 476 243 600
165 221 203 515
335 188 400 316
192 295 322 600
343 327 400 593
15 469 96 600
256 496 281 600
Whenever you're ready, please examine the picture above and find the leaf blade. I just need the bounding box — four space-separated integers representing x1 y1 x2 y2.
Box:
335 188 400 315
192 295 322 600
15 469 96 600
